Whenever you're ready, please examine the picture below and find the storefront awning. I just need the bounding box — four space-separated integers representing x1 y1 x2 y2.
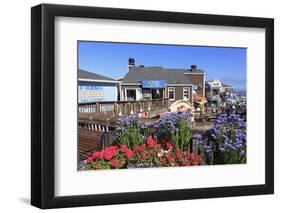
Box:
141 80 166 89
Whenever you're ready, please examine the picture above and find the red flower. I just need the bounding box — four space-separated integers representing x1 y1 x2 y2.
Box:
141 153 148 160
166 142 173 150
135 144 145 153
120 145 128 152
103 147 117 161
108 145 118 151
98 150 105 158
190 154 202 165
181 160 191 166
85 156 93 163
104 151 113 160
185 151 191 158
125 149 134 159
166 155 175 164
92 151 100 160
110 160 119 168
146 137 155 148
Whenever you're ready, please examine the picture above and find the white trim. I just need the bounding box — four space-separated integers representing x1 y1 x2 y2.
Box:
168 87 175 100
183 87 190 100
79 78 121 84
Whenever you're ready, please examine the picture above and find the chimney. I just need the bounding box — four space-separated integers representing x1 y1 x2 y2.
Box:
128 58 135 66
191 64 197 72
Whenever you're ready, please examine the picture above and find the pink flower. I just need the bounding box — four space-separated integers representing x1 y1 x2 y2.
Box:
110 160 119 168
120 145 128 152
146 137 155 148
125 149 134 159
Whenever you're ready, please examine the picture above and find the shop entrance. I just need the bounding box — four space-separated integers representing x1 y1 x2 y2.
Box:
151 89 164 99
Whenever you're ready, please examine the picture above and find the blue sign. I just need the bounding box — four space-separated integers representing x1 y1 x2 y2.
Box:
142 80 166 89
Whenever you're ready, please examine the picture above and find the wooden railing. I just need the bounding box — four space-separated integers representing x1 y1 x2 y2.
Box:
78 98 170 116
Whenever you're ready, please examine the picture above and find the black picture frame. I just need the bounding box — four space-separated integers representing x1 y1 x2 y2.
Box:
31 3 274 209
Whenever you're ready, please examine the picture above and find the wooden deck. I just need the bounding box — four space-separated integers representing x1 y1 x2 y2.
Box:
78 128 102 161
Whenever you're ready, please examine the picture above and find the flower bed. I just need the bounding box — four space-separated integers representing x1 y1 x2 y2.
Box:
81 112 247 170
193 114 247 165
83 138 202 170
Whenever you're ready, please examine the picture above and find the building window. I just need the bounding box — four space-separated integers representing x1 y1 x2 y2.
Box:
168 87 175 100
183 87 190 100
126 89 136 101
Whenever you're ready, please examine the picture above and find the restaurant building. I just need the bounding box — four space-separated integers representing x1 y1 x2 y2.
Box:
120 58 206 105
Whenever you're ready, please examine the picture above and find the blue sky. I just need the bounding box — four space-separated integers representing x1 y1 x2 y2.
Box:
78 41 246 89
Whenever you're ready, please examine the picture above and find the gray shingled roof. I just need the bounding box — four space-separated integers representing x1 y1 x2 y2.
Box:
222 83 232 88
184 69 205 74
122 66 192 84
78 69 117 81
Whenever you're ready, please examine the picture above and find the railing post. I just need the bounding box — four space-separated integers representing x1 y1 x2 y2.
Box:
133 102 136 114
118 103 122 116
114 102 117 116
96 102 100 114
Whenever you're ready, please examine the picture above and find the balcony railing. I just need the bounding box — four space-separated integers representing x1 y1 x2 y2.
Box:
78 98 170 116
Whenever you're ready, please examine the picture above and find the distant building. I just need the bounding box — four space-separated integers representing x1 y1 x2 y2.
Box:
78 69 120 103
120 58 205 105
221 83 233 93
205 79 232 96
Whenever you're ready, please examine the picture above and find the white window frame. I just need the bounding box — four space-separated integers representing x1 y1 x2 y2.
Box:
124 87 143 101
168 87 175 100
183 87 190 100
125 88 136 101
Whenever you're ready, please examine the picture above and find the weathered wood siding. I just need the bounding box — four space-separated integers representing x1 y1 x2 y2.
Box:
185 73 204 97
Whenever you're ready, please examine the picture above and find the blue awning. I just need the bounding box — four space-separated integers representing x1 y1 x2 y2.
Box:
141 80 166 89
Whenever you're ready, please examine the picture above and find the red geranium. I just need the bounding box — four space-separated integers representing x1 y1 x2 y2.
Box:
104 151 113 161
120 145 128 152
135 144 145 153
125 149 134 159
103 147 117 160
92 151 100 160
110 160 119 168
108 145 118 151
146 137 155 148
181 160 191 166
165 142 173 150
85 156 93 163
